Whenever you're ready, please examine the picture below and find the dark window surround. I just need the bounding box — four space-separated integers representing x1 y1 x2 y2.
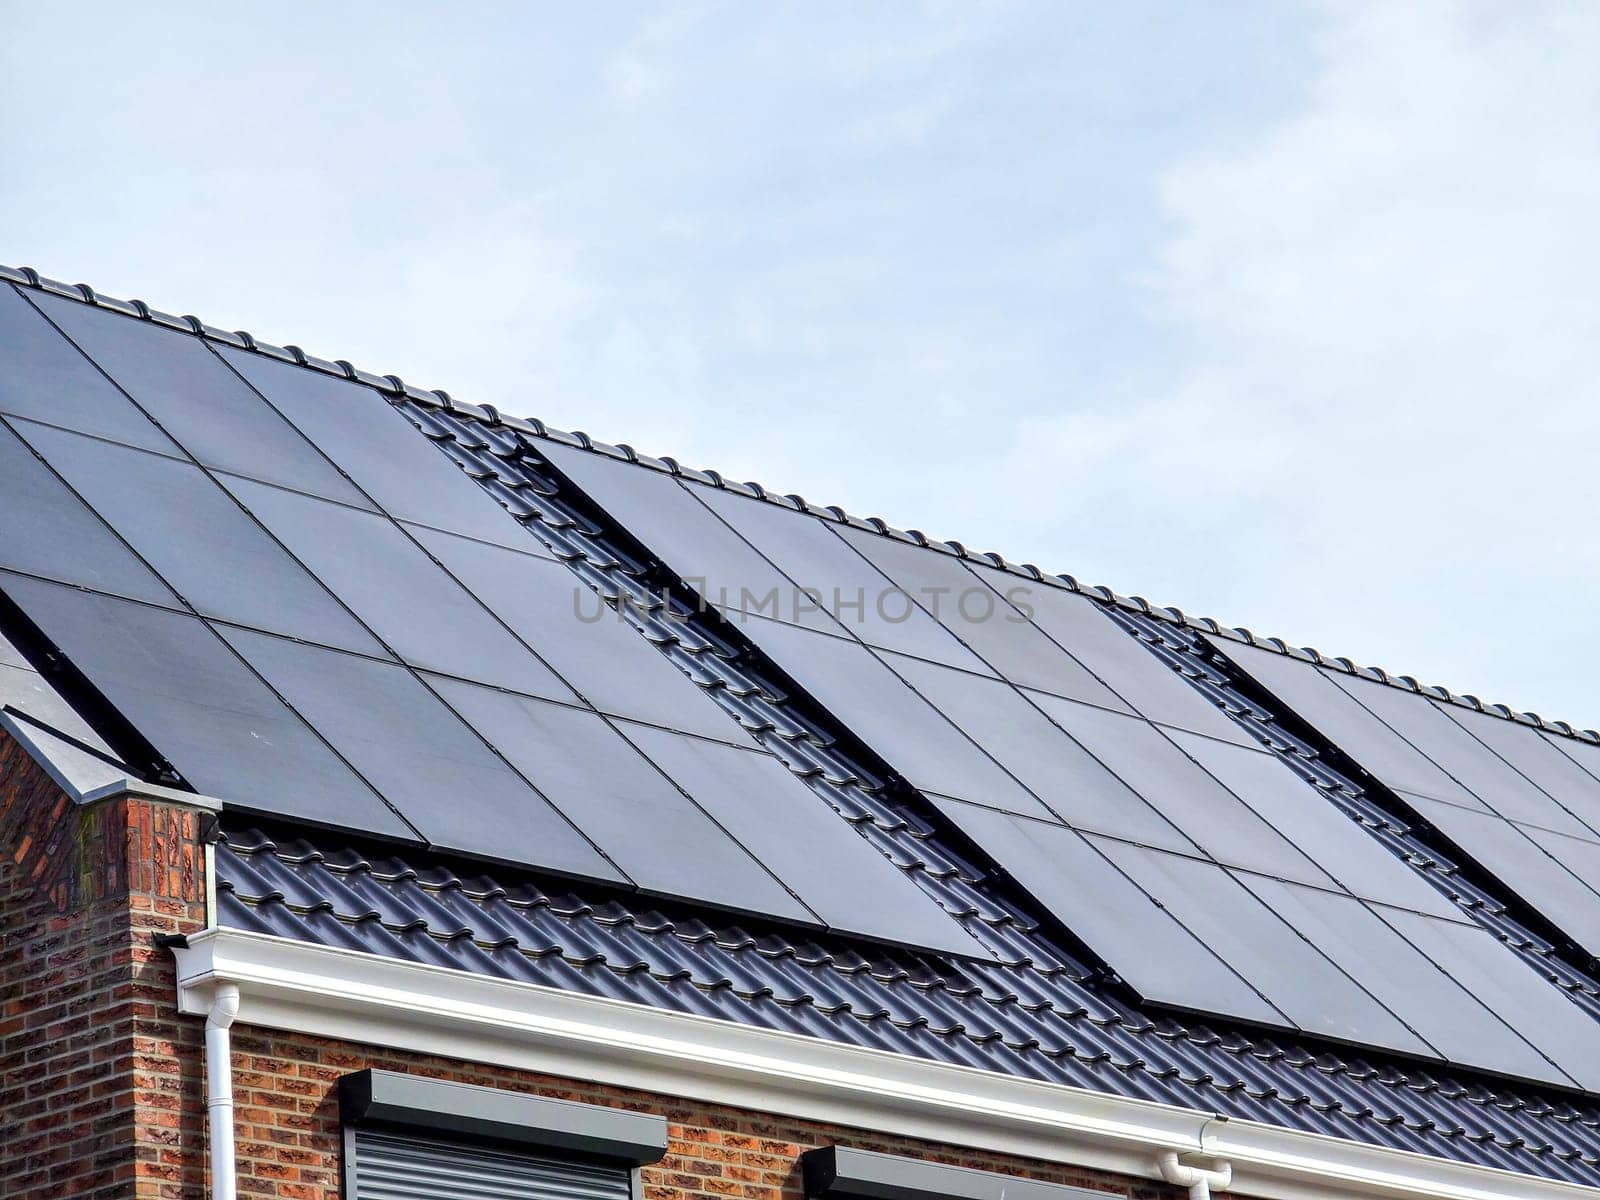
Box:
340 1069 669 1198
801 1146 1117 1200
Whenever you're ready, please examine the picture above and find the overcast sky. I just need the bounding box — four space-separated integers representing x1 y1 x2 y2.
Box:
4 3 1599 725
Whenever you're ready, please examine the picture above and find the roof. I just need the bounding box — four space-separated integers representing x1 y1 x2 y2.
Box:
0 267 1590 745
6 264 1600 1183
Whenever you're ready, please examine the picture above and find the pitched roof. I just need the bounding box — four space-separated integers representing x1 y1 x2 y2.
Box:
6 265 1600 1183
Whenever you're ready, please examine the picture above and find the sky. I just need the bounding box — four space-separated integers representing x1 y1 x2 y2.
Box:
4 2 1600 725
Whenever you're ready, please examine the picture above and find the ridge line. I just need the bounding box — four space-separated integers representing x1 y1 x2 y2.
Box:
5 262 1589 744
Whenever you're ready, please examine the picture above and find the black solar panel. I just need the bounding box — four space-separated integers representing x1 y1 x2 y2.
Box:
215 344 530 546
407 525 744 744
1450 705 1600 831
1000 572 1255 746
1210 638 1483 804
215 627 621 881
1043 701 1333 886
1091 840 1440 1060
428 677 814 921
836 526 1131 709
1339 673 1598 836
740 615 1051 816
1216 638 1600 959
695 484 996 671
2 574 410 835
30 291 371 504
539 442 847 635
1168 729 1463 919
0 289 976 954
934 800 1287 1026
0 420 180 605
536 461 1600 1082
16 421 385 654
221 475 581 699
1236 875 1574 1085
618 722 975 951
0 287 179 453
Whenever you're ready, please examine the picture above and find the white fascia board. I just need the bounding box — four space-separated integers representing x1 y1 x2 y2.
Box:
172 928 1597 1200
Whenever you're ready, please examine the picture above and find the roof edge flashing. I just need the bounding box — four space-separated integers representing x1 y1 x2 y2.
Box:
0 709 219 810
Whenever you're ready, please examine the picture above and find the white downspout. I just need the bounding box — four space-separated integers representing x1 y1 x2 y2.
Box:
205 983 242 1200
1157 1150 1233 1200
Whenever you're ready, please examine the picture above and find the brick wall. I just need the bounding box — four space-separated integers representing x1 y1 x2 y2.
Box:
225 1027 1173 1200
0 730 211 1199
1 730 1172 1200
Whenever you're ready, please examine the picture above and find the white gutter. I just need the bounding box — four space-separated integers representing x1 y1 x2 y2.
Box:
172 928 1598 1200
204 982 241 1200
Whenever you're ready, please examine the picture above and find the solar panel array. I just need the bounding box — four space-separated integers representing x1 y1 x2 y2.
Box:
12 277 1600 1089
0 283 979 956
540 442 1600 1088
1212 639 1600 961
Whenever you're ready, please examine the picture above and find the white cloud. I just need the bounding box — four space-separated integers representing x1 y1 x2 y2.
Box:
8 2 1599 723
1001 1 1600 722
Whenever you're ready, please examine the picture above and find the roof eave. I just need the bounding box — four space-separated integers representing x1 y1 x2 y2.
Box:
173 926 1596 1200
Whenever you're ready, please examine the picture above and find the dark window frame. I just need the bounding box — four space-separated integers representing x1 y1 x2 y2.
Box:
801 1146 1121 1200
339 1069 668 1200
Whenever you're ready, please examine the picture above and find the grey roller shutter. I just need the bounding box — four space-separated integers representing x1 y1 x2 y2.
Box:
351 1127 636 1200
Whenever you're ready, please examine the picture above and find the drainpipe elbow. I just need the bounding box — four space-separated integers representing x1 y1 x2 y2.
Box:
207 983 241 1032
1157 1150 1233 1200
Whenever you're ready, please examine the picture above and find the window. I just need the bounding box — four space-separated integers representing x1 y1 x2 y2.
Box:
801 1146 1119 1200
340 1070 667 1200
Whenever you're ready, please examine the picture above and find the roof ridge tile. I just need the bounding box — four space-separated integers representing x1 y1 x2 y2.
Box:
7 261 1595 742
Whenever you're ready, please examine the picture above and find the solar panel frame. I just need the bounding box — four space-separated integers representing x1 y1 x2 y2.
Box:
29 284 1600 1035
1235 874 1573 1086
29 290 373 506
15 421 388 657
1090 839 1437 1056
0 285 180 454
405 525 748 744
215 626 623 882
426 678 816 924
0 420 182 606
694 487 997 674
216 345 534 549
836 527 1133 712
932 800 1288 1026
0 574 414 836
219 476 581 702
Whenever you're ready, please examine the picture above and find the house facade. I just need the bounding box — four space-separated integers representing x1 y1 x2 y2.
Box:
4 264 1600 1200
